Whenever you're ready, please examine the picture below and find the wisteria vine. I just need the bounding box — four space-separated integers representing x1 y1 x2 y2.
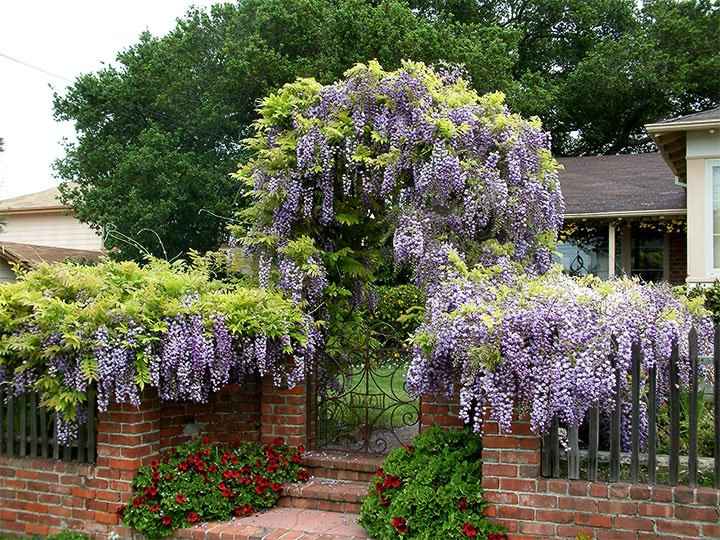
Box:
0 259 310 443
406 263 714 442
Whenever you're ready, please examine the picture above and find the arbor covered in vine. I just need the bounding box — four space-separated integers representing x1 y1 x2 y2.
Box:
237 60 713 440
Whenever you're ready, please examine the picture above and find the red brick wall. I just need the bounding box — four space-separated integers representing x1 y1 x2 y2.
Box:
481 416 720 539
420 393 464 431
0 379 305 539
0 393 161 538
159 382 261 450
260 378 308 448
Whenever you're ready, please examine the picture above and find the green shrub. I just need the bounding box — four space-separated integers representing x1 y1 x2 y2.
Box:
120 437 308 539
359 427 505 539
46 532 90 540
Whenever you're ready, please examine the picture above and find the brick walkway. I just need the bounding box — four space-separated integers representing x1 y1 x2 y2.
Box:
176 508 370 540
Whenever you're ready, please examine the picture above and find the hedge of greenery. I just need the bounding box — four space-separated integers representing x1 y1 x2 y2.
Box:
0 257 309 442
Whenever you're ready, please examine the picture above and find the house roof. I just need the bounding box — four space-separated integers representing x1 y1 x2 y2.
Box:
0 187 65 214
557 153 686 218
0 242 102 267
653 106 720 126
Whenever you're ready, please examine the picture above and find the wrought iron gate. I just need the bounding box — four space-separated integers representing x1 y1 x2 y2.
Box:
311 323 420 454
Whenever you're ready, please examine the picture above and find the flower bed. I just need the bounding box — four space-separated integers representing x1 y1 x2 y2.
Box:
359 426 505 539
120 436 308 539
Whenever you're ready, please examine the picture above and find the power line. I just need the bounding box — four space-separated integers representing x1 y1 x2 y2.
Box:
0 51 72 83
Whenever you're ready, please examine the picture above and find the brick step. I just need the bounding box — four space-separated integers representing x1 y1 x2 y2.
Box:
279 478 370 513
303 450 384 482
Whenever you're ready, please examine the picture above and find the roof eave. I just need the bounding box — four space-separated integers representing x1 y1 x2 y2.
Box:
646 119 720 133
0 206 68 215
564 208 687 219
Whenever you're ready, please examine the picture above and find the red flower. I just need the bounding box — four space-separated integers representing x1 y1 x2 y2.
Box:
297 445 305 453
149 504 160 514
187 511 200 524
487 534 506 540
150 460 159 469
178 461 189 472
271 482 283 493
379 496 390 507
271 437 284 447
291 453 302 464
233 504 254 517
382 475 401 490
202 435 210 445
375 468 385 477
297 469 310 482
144 486 158 498
132 496 145 508
390 516 407 534
175 493 188 505
161 515 172 527
208 464 218 473
462 522 477 538
151 471 160 483
266 462 278 473
457 497 468 511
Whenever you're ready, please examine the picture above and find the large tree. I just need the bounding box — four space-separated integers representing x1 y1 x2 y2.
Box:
54 0 720 260
54 0 517 260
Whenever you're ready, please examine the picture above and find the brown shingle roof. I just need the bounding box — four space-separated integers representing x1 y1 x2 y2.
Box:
0 187 65 213
557 153 686 216
655 106 720 125
0 242 102 267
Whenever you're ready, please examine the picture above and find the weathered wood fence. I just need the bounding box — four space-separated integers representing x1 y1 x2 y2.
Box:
0 387 96 463
542 326 720 488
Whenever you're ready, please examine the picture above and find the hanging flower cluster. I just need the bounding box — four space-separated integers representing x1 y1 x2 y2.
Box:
406 261 714 440
0 258 310 442
235 60 563 306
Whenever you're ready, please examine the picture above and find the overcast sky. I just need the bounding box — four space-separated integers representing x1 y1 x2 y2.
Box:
0 0 218 199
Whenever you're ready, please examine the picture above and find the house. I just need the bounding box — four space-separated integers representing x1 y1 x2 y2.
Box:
0 186 103 281
646 106 720 286
556 153 687 284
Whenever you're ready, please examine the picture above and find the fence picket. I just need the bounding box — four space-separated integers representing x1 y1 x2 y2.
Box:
715 322 720 490
40 404 48 459
688 328 699 487
550 416 560 478
30 393 38 457
7 395 14 458
587 405 599 482
87 387 96 464
647 364 657 484
19 394 27 457
610 350 621 482
568 425 579 480
631 342 641 482
669 341 680 485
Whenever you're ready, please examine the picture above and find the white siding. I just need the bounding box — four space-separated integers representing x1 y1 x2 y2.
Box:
0 212 103 251
0 259 16 282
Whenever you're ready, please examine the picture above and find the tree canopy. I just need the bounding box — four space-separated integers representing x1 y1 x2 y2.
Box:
53 0 719 260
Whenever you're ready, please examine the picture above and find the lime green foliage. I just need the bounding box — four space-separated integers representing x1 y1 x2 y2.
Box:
121 437 308 539
359 427 505 539
0 257 305 423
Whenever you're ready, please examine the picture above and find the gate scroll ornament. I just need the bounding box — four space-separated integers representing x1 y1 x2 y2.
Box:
312 321 420 454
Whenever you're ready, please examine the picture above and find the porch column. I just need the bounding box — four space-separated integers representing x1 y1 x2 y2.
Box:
608 222 616 278
620 222 632 276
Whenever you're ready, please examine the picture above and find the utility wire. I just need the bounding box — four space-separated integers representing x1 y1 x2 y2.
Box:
0 51 72 83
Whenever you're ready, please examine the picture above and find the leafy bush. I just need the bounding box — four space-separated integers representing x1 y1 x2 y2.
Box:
0 257 309 442
359 427 505 540
121 437 309 539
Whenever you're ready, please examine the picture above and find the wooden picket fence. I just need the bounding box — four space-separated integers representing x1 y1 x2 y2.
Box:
0 387 96 464
542 326 720 488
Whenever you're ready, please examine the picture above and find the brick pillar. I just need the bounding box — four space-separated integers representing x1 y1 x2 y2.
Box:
92 391 162 534
260 378 308 448
420 393 464 431
480 415 542 538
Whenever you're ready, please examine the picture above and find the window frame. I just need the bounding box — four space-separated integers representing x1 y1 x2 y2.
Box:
707 159 720 273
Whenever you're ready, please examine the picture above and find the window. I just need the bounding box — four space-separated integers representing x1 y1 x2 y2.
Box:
557 226 609 279
713 165 720 269
630 225 665 282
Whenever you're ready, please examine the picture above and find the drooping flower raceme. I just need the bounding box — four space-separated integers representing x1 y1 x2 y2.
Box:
0 259 309 443
235 61 564 307
406 263 713 443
